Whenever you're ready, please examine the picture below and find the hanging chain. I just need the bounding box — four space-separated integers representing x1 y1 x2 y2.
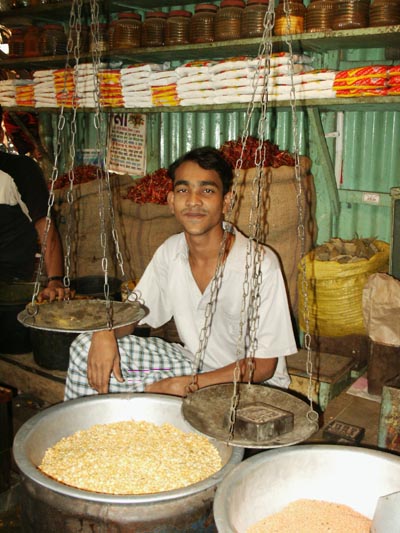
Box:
63 0 84 295
89 0 127 329
189 230 230 389
224 1 276 439
29 0 84 312
186 6 277 390
283 0 319 427
89 0 112 327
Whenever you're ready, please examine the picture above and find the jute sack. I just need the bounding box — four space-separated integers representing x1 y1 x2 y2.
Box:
53 174 133 278
298 240 390 337
226 156 316 313
116 199 182 282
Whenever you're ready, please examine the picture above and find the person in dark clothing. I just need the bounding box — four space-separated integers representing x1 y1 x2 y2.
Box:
0 110 65 300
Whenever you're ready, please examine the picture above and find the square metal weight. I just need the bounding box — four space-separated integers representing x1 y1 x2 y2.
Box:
233 401 294 441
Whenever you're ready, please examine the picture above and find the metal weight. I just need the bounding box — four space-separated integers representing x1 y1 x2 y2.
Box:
182 383 318 448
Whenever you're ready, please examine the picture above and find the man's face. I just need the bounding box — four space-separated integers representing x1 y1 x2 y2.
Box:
167 160 230 237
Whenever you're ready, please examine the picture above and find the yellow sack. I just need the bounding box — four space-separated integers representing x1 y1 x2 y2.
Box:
297 240 389 337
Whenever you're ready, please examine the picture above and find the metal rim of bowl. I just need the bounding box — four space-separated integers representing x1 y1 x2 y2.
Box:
13 393 244 504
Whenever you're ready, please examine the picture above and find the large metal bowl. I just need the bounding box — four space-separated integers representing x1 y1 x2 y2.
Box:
13 394 244 532
213 444 400 533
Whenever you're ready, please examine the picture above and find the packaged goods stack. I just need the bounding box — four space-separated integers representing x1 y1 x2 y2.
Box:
150 69 180 106
120 64 162 108
176 60 215 106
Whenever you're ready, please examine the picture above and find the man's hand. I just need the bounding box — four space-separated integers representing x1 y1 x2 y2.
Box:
37 279 67 303
87 330 124 394
145 375 194 397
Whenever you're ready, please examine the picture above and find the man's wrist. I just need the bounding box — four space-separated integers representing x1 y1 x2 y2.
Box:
47 275 64 282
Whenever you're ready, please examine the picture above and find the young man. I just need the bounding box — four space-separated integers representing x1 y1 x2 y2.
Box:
65 146 297 400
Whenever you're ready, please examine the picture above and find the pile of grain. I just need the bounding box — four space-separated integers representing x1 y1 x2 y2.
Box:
38 420 222 495
247 499 371 532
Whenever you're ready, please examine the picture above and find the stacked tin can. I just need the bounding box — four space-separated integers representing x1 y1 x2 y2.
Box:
369 0 400 27
189 3 218 43
39 23 67 55
109 12 142 49
332 0 370 30
214 0 245 41
241 0 269 38
165 10 191 45
142 11 167 47
274 0 306 35
305 0 335 32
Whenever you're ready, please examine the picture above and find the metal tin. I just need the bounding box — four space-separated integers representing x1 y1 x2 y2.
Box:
274 1 306 35
110 11 142 50
214 0 245 42
39 23 67 56
189 3 218 44
305 0 335 32
369 0 400 27
89 22 109 53
67 25 89 54
8 27 25 57
214 444 400 532
332 0 370 30
241 0 269 38
142 10 167 47
165 9 191 46
13 394 244 532
23 24 41 57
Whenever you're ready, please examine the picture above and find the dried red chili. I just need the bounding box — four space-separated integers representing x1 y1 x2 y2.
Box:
124 168 172 205
51 164 101 190
220 137 295 169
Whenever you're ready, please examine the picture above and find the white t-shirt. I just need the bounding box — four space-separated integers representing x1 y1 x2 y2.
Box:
131 227 297 388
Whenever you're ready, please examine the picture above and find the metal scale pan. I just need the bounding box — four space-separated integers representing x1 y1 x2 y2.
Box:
182 383 318 449
17 299 148 333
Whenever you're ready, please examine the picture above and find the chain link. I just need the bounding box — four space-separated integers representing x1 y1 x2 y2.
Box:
225 1 276 440
30 0 86 308
282 0 318 426
89 0 127 328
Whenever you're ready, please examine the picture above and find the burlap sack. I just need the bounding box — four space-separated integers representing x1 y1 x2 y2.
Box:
115 199 182 281
53 174 133 279
226 156 316 312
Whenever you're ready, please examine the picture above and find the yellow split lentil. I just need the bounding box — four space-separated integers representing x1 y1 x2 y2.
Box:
38 420 222 495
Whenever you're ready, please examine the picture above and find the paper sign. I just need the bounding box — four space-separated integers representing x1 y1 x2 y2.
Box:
108 113 146 175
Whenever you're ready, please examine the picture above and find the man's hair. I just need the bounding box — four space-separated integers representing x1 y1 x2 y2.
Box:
168 146 233 195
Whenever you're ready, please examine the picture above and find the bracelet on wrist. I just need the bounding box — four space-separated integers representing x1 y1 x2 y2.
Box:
47 276 64 282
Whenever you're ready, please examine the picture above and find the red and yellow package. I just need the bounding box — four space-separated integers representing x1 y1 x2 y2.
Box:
388 65 400 77
335 66 388 81
334 76 387 89
336 88 389 97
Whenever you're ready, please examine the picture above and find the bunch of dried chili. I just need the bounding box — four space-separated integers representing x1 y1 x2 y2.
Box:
51 164 101 190
124 168 172 205
220 137 295 169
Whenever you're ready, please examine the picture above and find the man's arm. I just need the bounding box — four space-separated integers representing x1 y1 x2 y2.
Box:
34 217 65 302
87 324 136 393
145 357 278 396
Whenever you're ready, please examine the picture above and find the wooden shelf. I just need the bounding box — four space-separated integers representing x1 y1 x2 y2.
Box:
4 96 400 114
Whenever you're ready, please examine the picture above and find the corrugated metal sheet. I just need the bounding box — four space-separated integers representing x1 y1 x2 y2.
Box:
154 109 309 169
337 110 400 242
